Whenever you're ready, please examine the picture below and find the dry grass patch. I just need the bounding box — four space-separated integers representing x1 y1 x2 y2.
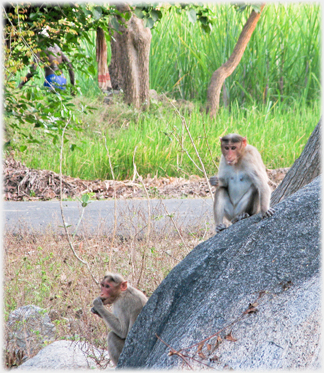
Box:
4 205 214 366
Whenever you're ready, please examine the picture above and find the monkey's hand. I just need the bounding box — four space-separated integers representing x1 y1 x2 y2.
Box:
215 223 227 233
93 296 104 308
209 176 219 187
91 307 102 318
231 212 250 224
262 208 275 219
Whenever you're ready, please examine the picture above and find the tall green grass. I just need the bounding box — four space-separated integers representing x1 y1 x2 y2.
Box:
14 97 320 180
149 3 320 105
10 3 321 181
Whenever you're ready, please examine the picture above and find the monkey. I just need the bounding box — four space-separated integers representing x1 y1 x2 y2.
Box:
91 272 147 366
210 133 275 233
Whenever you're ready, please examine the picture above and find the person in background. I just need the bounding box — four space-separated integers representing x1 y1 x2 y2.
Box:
19 44 75 93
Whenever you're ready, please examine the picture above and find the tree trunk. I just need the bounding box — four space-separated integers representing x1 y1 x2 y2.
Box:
206 5 265 118
96 27 112 91
109 5 152 110
270 119 321 206
109 27 123 90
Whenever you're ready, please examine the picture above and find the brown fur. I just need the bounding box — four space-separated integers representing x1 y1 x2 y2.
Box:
92 273 147 365
210 135 274 233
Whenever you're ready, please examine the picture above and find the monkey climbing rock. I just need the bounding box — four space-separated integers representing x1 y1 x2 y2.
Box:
210 133 275 233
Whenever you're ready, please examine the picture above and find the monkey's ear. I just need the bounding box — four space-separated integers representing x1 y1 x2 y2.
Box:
219 137 223 142
120 281 128 291
242 137 247 147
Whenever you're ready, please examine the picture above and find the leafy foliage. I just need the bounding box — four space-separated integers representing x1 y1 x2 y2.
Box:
3 3 129 150
3 2 217 153
133 3 215 32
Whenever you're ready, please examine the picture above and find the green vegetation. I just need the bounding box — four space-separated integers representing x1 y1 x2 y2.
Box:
3 4 321 365
9 96 319 180
5 3 321 180
149 4 320 105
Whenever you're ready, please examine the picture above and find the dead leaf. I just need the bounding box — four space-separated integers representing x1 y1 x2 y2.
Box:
207 343 211 351
258 290 266 298
3 157 288 202
197 341 204 352
213 335 222 350
198 352 206 359
243 302 258 314
225 331 237 342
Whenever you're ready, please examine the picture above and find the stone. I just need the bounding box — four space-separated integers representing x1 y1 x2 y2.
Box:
7 305 55 357
118 177 321 369
17 340 112 370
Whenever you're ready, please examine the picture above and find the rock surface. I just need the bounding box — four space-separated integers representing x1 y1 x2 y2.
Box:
17 340 111 370
7 305 55 357
118 176 321 369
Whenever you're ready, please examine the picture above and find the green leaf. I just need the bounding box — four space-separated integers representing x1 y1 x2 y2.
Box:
88 64 96 75
187 9 197 24
92 7 103 20
19 145 27 152
82 194 90 203
144 17 155 29
110 16 120 31
252 5 262 13
3 140 11 150
150 10 161 22
198 16 208 25
81 193 91 207
134 8 145 19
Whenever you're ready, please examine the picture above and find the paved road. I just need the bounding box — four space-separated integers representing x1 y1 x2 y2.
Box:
3 198 214 236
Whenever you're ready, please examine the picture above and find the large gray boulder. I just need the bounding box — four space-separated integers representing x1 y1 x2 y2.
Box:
18 340 112 370
7 305 55 357
118 176 321 369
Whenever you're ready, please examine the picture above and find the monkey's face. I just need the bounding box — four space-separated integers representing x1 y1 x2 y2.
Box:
100 280 120 305
222 142 243 165
99 279 128 305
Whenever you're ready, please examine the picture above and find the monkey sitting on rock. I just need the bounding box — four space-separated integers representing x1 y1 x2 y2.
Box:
210 133 275 233
91 272 147 365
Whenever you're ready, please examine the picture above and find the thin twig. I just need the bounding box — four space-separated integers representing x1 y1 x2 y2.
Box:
169 100 214 201
202 121 218 171
132 146 138 182
133 147 151 245
72 207 85 239
163 94 214 201
171 128 203 172
161 202 190 254
179 292 267 353
155 334 193 370
103 135 118 272
136 250 146 288
132 147 151 286
59 120 98 285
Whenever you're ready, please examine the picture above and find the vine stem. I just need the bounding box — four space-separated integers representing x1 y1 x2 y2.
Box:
59 119 98 285
103 135 118 272
166 95 214 202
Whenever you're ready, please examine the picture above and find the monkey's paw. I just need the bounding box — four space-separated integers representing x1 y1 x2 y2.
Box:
262 208 275 218
209 176 219 187
91 307 102 318
215 224 227 233
231 212 250 224
93 297 103 308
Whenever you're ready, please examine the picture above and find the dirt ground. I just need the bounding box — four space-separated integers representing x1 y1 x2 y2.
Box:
3 157 289 201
